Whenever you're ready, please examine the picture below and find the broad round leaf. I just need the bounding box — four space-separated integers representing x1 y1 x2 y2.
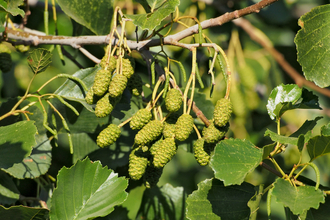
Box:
266 84 302 120
295 5 330 88
27 48 52 74
209 138 263 186
0 121 36 169
136 184 185 220
186 178 256 220
0 206 48 219
125 0 180 31
56 0 114 35
3 134 52 179
272 178 325 215
0 0 25 17
49 157 128 220
307 135 330 161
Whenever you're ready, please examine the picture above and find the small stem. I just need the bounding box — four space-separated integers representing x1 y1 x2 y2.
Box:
193 124 202 139
269 158 286 178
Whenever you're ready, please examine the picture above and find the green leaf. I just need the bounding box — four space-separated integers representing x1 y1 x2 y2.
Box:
136 184 185 220
209 138 263 186
266 84 302 120
310 195 330 219
3 133 52 179
56 0 114 35
290 117 322 139
125 0 180 31
272 178 325 215
320 122 330 136
295 5 330 88
306 135 330 161
27 49 52 74
55 66 100 112
0 0 25 17
265 129 299 145
0 121 36 169
49 157 128 220
72 133 99 163
186 178 256 220
0 170 19 205
0 205 48 219
262 143 276 160
266 84 321 120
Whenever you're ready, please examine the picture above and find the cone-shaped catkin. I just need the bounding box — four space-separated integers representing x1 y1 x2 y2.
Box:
85 87 95 105
144 165 163 188
213 98 233 127
92 69 112 96
0 53 12 73
193 138 210 166
149 139 163 155
94 93 115 118
108 74 128 98
135 120 163 145
202 121 228 144
128 147 148 180
122 56 135 79
127 73 143 96
152 138 177 168
130 108 152 130
100 54 117 71
96 124 121 147
165 89 182 112
175 114 194 141
163 122 176 139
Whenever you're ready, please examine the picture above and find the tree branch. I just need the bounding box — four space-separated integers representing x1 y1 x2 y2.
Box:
3 0 279 51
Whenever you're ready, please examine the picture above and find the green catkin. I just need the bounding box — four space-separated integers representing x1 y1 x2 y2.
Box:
130 108 152 130
100 54 117 71
213 98 233 127
193 138 210 166
202 120 228 144
0 53 12 73
96 124 121 148
149 139 163 155
128 147 148 180
163 122 176 139
135 120 164 145
127 73 143 96
85 87 95 105
122 56 135 79
144 165 163 188
165 89 182 112
92 69 112 96
94 93 115 117
175 114 194 141
108 74 128 98
152 138 177 168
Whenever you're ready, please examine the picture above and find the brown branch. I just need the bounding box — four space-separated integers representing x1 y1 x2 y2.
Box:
3 0 279 52
232 18 330 98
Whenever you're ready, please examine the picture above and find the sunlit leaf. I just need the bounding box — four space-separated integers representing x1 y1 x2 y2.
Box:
186 178 255 220
266 84 320 120
0 121 35 169
295 5 330 88
27 49 52 74
49 157 128 220
209 138 263 186
264 129 299 145
56 0 114 35
320 122 330 136
272 178 325 215
125 0 180 31
0 0 24 17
